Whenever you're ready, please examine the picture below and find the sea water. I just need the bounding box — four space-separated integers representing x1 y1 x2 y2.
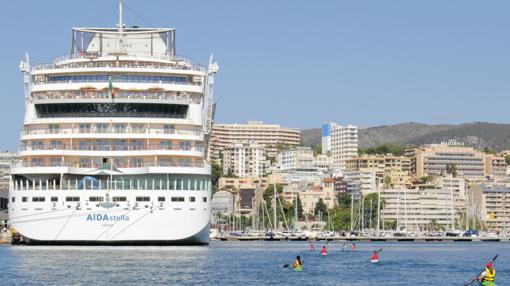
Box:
0 241 508 285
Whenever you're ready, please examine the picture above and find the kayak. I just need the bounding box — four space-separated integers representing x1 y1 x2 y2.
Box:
294 266 303 272
321 253 328 256
370 259 379 264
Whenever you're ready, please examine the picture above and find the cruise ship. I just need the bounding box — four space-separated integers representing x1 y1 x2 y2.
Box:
8 1 218 244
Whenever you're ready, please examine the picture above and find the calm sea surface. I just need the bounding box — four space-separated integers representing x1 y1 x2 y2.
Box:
0 241 508 285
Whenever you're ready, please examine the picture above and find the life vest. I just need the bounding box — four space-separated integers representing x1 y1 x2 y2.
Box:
321 248 327 254
371 253 379 260
483 268 496 282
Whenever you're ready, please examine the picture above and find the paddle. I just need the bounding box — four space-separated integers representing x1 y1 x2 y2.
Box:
463 254 498 286
283 260 304 268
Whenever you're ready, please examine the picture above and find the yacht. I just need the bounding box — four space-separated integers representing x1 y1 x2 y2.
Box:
9 1 218 245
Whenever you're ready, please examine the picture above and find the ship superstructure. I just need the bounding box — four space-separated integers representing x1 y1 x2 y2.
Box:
9 1 218 244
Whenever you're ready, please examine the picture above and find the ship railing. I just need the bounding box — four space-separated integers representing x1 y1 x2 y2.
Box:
21 128 203 136
34 78 201 86
18 144 205 152
12 161 205 169
31 53 204 72
31 91 202 104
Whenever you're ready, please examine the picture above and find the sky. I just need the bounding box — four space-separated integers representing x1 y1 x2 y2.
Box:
1 0 509 151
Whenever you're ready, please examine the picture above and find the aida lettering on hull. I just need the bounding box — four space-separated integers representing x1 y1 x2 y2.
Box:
86 214 129 222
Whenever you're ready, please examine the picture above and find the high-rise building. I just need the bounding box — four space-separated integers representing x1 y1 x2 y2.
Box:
222 141 268 178
209 121 300 162
321 122 332 155
329 123 358 172
470 184 510 234
484 154 507 179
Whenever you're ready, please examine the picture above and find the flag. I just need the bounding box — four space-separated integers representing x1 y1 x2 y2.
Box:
108 76 115 99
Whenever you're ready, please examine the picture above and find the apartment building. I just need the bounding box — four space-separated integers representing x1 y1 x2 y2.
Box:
0 152 14 219
471 184 510 234
222 141 268 178
209 121 300 162
406 142 484 179
484 154 507 179
282 179 337 214
380 187 458 231
329 123 358 172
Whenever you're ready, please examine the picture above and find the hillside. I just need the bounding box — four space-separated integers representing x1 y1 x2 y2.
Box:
300 122 510 151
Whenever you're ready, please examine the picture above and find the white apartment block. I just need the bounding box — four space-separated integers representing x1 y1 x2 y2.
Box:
222 141 267 178
329 123 358 172
380 187 458 231
209 121 300 162
277 147 314 171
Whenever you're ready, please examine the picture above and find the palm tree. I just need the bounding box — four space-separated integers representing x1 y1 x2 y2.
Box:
446 163 457 177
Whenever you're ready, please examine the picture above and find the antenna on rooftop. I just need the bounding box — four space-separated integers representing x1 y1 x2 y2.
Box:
118 0 124 32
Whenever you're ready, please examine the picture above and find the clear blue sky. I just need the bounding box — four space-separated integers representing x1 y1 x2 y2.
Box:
1 0 509 151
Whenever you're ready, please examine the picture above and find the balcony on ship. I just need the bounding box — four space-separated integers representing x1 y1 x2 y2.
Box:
31 90 202 104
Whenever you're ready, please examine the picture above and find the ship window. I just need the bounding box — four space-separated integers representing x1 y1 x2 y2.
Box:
51 197 58 202
22 197 27 202
113 196 126 202
66 196 80 202
171 197 185 202
202 197 208 203
11 197 15 203
89 196 104 202
136 196 150 202
35 103 188 119
189 197 196 202
32 197 45 202
158 197 165 202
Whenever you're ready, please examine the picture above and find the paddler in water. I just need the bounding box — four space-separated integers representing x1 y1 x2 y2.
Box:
370 250 379 262
477 262 496 286
321 246 328 256
351 243 358 251
292 255 303 271
309 242 315 251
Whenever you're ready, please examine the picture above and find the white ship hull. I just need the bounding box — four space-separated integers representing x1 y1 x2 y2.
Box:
10 190 211 245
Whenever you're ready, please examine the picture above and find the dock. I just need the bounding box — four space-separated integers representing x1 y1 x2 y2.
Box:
218 236 510 242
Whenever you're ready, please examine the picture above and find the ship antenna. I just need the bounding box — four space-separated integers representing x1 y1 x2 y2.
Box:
118 0 124 32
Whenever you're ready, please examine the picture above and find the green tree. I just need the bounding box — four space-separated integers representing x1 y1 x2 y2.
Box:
482 147 497 154
311 144 322 156
446 163 457 177
330 205 351 231
337 194 351 209
359 144 406 156
314 198 328 218
292 194 304 219
211 162 223 193
420 175 434 184
384 176 392 187
505 155 510 165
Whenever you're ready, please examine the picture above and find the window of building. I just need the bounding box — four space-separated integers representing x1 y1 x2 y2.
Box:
136 196 150 202
203 197 208 203
32 197 46 202
89 196 104 202
113 196 126 202
158 197 165 202
51 197 58 202
22 197 27 202
189 197 196 202
66 197 80 202
171 197 185 202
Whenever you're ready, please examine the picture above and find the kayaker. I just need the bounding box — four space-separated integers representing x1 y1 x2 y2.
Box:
292 255 303 271
351 243 357 251
371 250 379 262
321 246 328 256
309 242 315 251
477 262 496 286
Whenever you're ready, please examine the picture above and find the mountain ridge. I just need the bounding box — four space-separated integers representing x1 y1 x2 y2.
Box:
300 122 510 151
